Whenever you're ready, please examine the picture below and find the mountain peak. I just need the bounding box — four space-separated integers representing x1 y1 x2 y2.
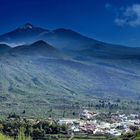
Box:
31 40 48 46
21 23 34 29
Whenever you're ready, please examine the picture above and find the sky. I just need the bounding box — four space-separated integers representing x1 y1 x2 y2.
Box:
1 0 140 47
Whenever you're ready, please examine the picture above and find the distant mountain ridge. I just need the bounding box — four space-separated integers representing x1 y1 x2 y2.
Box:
0 23 49 45
0 23 103 50
0 23 140 117
1 23 140 59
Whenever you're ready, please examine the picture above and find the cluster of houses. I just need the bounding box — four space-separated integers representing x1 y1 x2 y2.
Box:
58 110 140 136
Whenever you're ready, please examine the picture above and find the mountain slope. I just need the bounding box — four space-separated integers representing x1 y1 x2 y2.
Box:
0 24 140 117
0 52 140 117
0 44 11 54
9 40 63 58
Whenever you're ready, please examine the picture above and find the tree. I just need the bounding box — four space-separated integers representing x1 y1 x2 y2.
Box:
60 124 68 134
72 112 76 116
18 127 26 140
32 128 45 140
8 113 20 120
129 125 139 132
22 110 26 114
63 111 66 118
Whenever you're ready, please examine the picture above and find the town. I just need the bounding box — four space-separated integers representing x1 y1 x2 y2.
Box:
58 110 140 137
0 110 140 139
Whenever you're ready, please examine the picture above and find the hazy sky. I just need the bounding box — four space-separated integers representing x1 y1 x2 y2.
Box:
1 0 140 47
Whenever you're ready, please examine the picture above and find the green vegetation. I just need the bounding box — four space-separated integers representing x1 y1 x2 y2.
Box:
0 134 110 140
18 128 31 140
0 116 68 140
0 48 140 118
0 116 114 140
0 133 12 140
1 122 140 140
118 130 140 140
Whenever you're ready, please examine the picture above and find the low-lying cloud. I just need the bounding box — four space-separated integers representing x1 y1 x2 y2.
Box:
0 42 25 47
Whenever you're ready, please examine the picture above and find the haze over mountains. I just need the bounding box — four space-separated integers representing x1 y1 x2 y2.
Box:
0 23 140 116
1 23 140 58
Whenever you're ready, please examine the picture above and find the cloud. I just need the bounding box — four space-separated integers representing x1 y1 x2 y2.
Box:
105 3 140 27
114 4 140 27
105 3 112 9
114 18 127 26
0 42 25 47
